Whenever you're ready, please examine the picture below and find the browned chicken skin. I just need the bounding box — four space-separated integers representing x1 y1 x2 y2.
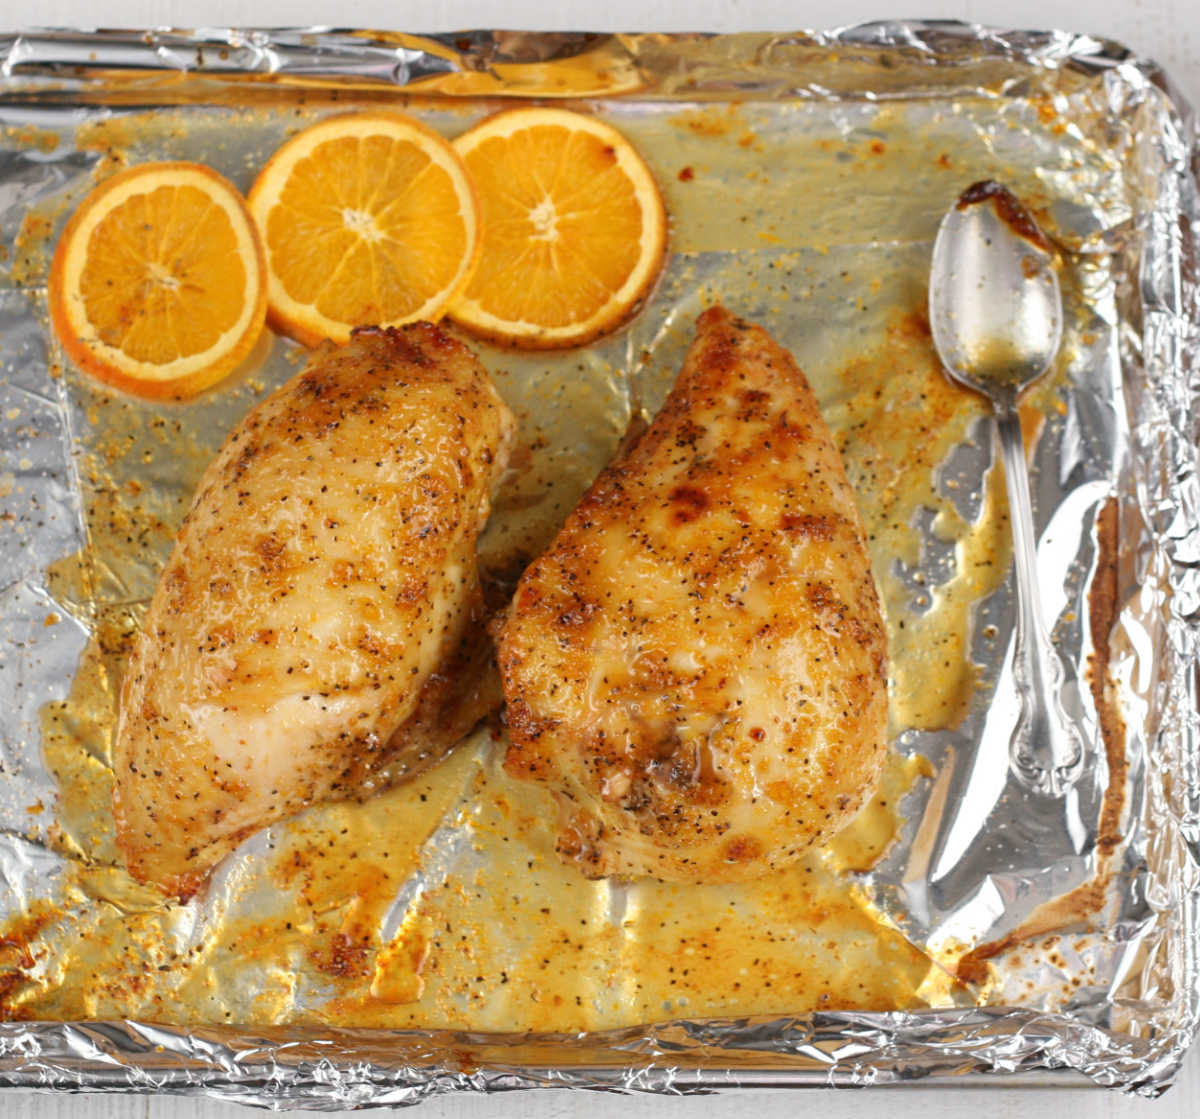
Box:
114 323 515 899
498 306 887 882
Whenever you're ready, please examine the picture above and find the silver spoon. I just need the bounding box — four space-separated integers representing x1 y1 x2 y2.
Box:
929 180 1085 798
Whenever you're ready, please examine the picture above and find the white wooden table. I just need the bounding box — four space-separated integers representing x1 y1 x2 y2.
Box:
1 0 1197 1114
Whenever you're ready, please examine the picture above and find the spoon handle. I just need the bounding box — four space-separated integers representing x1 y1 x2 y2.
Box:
995 405 1085 797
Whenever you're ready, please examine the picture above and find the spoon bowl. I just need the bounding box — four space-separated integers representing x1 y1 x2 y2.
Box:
930 180 1063 403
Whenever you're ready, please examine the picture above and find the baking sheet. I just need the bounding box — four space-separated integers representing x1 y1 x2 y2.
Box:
0 21 1198 1104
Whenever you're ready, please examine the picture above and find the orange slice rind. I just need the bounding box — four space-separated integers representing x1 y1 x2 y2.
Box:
449 107 667 350
49 161 268 400
248 111 480 348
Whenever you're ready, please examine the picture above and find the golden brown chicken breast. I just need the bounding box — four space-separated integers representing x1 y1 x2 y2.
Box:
498 306 887 883
114 323 515 899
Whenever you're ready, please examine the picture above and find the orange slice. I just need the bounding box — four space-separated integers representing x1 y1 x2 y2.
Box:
449 107 667 349
49 161 268 400
248 112 480 348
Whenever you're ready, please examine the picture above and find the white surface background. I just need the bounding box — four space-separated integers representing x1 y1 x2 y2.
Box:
0 0 1197 1115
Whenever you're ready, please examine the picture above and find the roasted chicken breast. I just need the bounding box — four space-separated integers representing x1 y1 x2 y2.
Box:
498 306 887 882
114 324 515 899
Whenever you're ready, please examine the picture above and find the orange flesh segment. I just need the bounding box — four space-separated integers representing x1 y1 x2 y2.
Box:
449 108 666 349
462 126 643 327
249 113 479 346
49 161 268 399
79 184 247 364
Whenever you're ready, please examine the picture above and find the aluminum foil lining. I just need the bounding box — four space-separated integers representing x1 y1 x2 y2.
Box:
0 20 1198 1106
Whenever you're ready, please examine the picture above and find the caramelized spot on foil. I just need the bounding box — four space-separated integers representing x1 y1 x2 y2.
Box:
1088 498 1127 855
0 909 54 1016
313 932 373 981
676 105 742 138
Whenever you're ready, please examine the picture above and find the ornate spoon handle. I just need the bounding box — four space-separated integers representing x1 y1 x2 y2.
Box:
995 405 1085 797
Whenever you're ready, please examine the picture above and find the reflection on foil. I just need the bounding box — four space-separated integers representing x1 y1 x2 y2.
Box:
0 19 1197 1106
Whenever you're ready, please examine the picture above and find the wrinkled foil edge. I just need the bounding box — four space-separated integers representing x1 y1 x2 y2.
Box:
0 19 1198 1107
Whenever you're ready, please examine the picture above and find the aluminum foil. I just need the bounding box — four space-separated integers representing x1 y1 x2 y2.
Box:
0 20 1199 1106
